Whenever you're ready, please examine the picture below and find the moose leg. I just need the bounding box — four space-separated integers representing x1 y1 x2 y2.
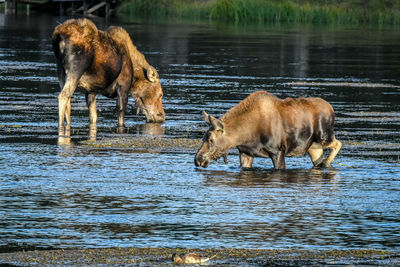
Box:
239 152 254 168
308 143 324 167
65 97 72 126
269 151 286 170
58 76 78 128
56 64 66 134
116 85 129 128
85 92 97 125
323 138 342 167
115 55 133 128
57 63 66 90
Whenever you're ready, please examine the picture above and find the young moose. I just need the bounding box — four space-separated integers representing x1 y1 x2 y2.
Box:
195 91 342 169
52 18 165 131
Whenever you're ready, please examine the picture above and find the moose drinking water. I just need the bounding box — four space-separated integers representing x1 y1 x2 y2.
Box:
52 19 165 131
195 91 342 170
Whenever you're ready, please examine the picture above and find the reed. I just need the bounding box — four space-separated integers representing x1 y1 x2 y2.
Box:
118 0 212 21
117 0 400 25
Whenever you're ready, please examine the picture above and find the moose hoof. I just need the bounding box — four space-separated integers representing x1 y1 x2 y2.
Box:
323 160 332 168
313 157 325 168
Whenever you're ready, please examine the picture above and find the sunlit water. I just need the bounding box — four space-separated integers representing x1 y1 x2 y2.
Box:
0 14 399 251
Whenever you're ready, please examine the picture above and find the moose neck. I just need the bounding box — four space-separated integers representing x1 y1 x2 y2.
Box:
221 111 258 150
219 90 269 150
133 67 147 80
130 48 151 80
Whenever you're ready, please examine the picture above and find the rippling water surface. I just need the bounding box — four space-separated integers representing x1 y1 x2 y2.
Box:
0 14 399 251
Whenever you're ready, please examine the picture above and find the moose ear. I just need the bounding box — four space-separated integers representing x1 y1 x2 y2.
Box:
202 111 224 131
203 111 211 125
145 66 159 83
211 116 224 132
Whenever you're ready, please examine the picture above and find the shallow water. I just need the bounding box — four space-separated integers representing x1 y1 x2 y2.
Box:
0 14 399 251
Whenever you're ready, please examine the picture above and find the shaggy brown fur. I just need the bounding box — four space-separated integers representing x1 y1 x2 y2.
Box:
52 18 165 131
106 26 159 81
53 19 98 52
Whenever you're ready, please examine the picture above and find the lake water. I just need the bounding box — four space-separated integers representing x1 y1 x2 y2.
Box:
0 14 399 251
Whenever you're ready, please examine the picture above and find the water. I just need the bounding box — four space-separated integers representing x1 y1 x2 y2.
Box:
0 14 399 251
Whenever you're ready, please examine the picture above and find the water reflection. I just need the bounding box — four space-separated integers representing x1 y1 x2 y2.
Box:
1 14 400 251
199 168 339 187
131 123 165 136
57 126 72 146
89 124 97 141
56 123 165 146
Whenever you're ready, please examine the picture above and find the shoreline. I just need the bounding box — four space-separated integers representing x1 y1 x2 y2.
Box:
117 0 400 26
0 248 399 266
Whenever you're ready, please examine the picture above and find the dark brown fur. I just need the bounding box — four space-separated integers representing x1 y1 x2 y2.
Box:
52 18 165 131
195 91 342 169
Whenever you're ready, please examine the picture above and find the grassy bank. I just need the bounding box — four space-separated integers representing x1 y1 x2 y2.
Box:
117 0 400 25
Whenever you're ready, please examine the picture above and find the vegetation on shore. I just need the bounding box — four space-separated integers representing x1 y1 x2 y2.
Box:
117 0 400 25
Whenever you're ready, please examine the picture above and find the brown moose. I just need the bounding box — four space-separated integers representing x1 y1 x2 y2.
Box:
195 91 342 169
52 18 165 131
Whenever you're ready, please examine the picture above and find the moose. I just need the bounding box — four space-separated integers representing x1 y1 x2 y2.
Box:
52 18 165 131
195 91 342 170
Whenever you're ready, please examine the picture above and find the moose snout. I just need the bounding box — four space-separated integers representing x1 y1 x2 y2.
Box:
194 154 209 168
155 110 166 122
194 156 201 167
146 109 165 123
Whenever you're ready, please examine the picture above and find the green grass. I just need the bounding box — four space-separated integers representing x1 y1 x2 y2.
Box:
118 0 210 21
117 0 400 25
